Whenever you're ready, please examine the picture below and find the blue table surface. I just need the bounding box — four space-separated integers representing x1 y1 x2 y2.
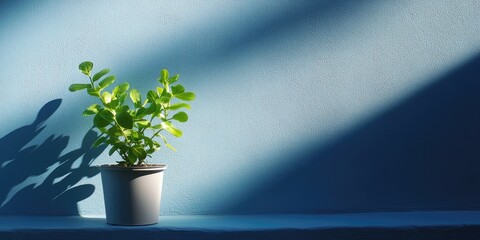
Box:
1 211 480 231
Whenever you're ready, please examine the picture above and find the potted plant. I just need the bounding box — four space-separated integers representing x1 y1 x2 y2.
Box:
69 61 195 225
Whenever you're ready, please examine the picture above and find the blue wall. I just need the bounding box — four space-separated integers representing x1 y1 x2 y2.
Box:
0 0 480 216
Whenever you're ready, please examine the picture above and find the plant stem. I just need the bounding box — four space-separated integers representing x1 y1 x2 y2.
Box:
89 76 94 88
151 129 163 139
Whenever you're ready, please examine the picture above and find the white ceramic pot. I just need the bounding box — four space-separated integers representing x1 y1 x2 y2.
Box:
98 165 167 225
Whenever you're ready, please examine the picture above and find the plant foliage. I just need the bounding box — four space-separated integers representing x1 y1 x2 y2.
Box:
70 61 195 166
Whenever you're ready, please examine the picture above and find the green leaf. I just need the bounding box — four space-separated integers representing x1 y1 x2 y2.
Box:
126 150 137 164
107 126 123 137
147 90 158 103
113 82 130 96
165 143 177 152
143 137 153 148
98 109 115 121
168 74 179 84
87 87 100 97
168 103 191 110
159 91 172 103
98 75 115 90
94 113 110 128
130 89 141 107
69 84 91 92
136 120 150 127
98 127 108 134
161 121 183 137
92 136 107 147
132 146 147 160
101 92 114 104
147 148 155 154
160 69 169 83
157 87 164 96
83 104 101 116
108 146 117 156
171 111 188 122
117 94 128 107
136 107 147 118
108 98 120 109
123 129 132 136
93 109 113 128
171 84 185 95
116 111 133 129
117 105 130 113
145 103 156 115
175 92 196 101
92 68 110 82
154 101 164 116
114 141 128 151
79 61 93 76
131 131 140 139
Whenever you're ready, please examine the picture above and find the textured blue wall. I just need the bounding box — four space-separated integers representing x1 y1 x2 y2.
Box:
0 0 480 216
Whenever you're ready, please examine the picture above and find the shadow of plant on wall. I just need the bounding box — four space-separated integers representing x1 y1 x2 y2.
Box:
0 99 105 215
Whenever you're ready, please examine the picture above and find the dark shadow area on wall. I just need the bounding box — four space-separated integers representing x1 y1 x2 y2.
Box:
0 99 105 215
226 54 480 214
0 0 38 19
0 0 17 11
